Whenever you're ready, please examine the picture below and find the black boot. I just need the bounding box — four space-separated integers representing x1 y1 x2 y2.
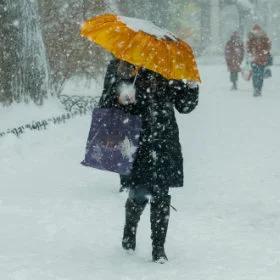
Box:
122 198 147 251
231 82 237 90
150 195 171 263
254 88 262 97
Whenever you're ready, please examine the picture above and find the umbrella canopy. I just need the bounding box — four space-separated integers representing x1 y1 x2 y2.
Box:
81 14 201 82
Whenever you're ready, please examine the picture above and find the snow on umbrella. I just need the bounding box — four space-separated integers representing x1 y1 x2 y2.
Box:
80 13 201 82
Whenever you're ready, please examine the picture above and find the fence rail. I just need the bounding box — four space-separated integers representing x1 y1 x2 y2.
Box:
0 95 100 138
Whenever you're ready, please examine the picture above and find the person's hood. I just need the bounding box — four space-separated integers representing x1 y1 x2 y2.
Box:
252 24 261 32
231 33 240 40
250 24 266 37
230 31 241 42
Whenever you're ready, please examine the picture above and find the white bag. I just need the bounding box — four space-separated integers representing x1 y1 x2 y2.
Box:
241 62 252 81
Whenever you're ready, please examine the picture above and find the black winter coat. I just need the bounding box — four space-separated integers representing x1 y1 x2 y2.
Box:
99 59 199 189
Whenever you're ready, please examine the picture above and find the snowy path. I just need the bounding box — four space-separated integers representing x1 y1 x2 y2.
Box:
1 65 280 280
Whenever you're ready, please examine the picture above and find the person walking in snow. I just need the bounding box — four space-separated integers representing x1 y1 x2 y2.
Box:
246 24 271 97
224 31 244 90
98 58 199 263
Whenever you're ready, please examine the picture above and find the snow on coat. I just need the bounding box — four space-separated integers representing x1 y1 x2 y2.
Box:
99 59 199 190
247 26 271 66
225 33 244 72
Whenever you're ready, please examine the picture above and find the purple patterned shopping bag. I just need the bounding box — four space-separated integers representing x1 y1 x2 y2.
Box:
81 108 142 175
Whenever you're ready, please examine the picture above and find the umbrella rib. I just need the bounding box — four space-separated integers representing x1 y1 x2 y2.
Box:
162 40 172 79
135 35 156 67
120 33 152 67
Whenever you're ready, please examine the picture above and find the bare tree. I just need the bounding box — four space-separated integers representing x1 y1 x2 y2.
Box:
0 2 16 104
0 0 50 105
38 0 111 95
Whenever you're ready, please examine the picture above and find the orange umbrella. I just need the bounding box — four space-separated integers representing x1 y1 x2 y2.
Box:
81 14 201 82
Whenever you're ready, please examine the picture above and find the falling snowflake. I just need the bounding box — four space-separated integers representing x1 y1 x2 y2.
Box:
13 20 20 27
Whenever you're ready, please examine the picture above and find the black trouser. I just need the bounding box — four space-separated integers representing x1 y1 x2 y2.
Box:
128 184 169 204
251 63 265 93
230 72 238 84
123 184 170 255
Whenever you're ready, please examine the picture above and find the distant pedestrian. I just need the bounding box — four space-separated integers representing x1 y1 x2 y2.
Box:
225 31 244 90
247 24 271 97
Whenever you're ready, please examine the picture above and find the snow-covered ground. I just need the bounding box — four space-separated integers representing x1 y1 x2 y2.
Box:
0 65 280 280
